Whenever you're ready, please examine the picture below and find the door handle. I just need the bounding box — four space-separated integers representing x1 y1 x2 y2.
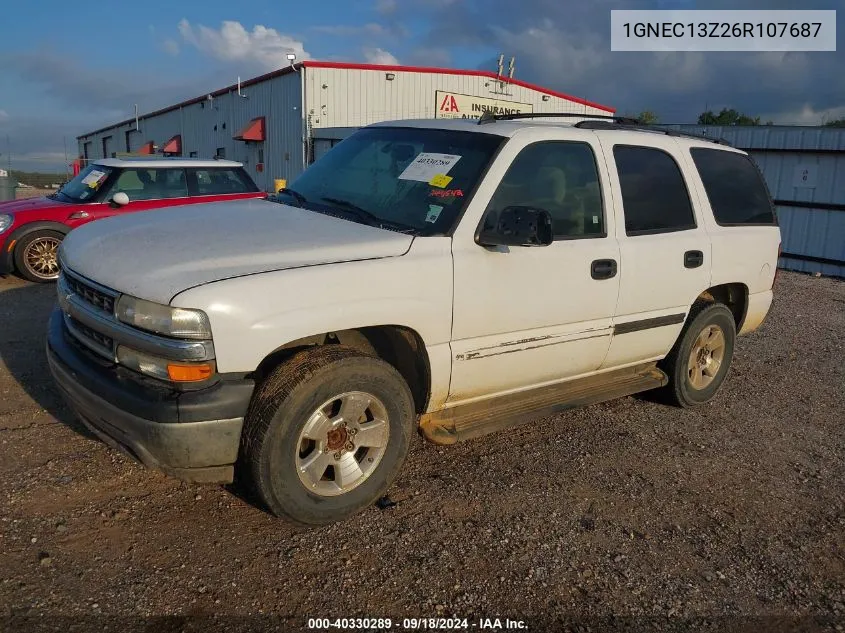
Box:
684 250 704 269
591 258 617 280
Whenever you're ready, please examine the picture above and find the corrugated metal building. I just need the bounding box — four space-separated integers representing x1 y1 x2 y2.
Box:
667 125 845 278
77 60 614 192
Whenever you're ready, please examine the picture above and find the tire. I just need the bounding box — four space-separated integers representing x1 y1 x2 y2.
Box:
240 345 415 526
14 230 64 282
658 303 737 408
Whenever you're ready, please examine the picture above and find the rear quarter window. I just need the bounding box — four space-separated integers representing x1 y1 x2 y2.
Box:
690 148 776 226
189 168 259 195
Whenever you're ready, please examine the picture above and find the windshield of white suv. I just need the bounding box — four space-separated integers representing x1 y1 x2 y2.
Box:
275 127 504 235
55 164 115 203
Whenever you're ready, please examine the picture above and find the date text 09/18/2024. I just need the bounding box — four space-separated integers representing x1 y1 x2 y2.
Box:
306 617 529 630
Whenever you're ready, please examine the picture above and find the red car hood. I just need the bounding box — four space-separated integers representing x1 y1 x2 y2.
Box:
0 196 71 214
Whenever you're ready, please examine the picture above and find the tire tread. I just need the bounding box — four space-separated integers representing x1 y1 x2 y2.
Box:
658 302 736 408
240 345 411 525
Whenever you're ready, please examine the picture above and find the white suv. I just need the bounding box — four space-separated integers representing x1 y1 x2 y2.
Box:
48 114 781 525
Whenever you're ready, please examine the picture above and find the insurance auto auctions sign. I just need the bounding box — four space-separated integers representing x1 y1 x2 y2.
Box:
435 90 533 120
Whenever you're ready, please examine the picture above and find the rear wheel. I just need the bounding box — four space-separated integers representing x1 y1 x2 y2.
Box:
15 230 64 282
240 345 415 526
659 303 736 407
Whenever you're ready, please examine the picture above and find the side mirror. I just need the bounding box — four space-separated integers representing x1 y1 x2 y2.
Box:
476 206 553 247
111 192 130 207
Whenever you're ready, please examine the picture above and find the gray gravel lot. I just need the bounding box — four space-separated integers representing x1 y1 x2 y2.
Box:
0 271 843 633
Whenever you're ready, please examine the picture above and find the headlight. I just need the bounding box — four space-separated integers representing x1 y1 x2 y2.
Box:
0 214 12 234
117 346 214 382
116 295 212 339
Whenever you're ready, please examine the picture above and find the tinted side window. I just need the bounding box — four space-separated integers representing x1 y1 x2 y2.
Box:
614 146 696 235
106 168 187 201
189 168 257 195
485 141 605 239
690 148 775 225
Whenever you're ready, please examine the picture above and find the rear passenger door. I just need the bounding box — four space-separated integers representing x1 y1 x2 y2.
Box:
598 134 711 368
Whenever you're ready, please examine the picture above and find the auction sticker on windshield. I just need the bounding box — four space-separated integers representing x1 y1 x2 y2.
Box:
82 170 107 188
429 173 453 188
399 153 461 182
426 204 444 223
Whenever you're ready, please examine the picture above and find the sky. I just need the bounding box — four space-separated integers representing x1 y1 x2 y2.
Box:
0 0 843 172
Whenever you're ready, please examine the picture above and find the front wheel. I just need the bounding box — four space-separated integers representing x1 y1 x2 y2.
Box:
14 230 64 282
658 303 737 407
240 345 415 526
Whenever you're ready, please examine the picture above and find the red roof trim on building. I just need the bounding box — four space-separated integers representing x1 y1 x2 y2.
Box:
78 61 613 138
162 134 182 154
233 117 266 142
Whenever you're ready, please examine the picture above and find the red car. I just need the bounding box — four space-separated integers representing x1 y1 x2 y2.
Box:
0 158 266 282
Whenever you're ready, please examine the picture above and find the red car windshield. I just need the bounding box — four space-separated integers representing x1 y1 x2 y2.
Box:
56 164 114 203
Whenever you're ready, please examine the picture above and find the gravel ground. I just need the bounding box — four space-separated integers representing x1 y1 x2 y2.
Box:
0 271 843 633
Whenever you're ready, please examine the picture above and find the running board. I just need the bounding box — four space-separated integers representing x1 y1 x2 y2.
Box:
419 362 668 445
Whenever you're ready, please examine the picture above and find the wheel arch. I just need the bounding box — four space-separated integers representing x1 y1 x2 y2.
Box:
249 325 432 415
5 221 70 276
694 282 748 331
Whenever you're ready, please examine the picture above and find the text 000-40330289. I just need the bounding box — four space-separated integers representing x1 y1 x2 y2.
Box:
610 10 836 51
306 617 530 630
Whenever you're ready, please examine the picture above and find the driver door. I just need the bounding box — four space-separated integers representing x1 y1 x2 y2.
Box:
448 133 620 403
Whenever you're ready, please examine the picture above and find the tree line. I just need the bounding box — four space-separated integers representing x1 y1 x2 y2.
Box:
629 108 845 127
6 170 67 188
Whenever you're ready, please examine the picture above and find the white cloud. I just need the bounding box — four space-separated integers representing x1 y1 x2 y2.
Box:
760 104 845 126
363 47 399 65
161 38 180 56
178 20 310 70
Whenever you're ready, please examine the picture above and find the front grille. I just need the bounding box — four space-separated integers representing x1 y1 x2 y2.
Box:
68 316 114 349
64 274 115 314
65 315 115 361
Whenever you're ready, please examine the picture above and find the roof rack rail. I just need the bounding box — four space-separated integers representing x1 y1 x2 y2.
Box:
477 112 641 125
572 120 733 146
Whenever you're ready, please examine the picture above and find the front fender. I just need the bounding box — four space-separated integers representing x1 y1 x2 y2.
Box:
170 238 455 374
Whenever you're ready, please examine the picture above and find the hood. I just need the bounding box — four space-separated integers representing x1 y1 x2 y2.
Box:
0 196 70 214
60 198 414 304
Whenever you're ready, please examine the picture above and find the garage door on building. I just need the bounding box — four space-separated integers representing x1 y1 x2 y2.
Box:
314 139 338 162
312 128 359 164
125 129 141 153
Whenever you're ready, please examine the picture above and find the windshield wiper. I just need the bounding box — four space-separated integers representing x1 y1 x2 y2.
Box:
319 197 417 233
276 187 308 206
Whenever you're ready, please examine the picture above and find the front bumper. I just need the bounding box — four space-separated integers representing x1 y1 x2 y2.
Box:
0 235 12 275
47 307 254 483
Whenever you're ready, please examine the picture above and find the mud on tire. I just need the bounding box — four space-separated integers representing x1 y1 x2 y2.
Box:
658 303 737 408
239 345 415 526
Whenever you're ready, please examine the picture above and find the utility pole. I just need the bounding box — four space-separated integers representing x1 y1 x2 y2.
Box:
5 135 10 173
63 136 70 180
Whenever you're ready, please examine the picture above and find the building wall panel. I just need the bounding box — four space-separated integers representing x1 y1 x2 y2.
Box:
303 66 610 131
78 73 303 191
